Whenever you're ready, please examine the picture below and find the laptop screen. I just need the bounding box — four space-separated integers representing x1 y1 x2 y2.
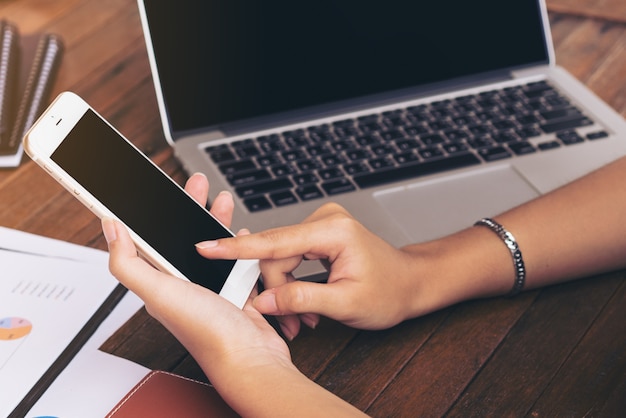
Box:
142 1 549 137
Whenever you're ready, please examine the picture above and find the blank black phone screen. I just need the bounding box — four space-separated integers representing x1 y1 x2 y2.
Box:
51 109 236 293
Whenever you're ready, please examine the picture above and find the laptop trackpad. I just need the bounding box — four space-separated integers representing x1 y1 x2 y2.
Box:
374 165 539 243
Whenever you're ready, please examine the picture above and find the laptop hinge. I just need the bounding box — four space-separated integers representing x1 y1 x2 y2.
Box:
512 63 552 79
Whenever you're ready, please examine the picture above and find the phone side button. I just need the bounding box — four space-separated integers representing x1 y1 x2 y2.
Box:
72 189 94 209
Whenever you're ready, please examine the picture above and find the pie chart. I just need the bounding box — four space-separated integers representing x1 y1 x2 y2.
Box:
0 317 32 340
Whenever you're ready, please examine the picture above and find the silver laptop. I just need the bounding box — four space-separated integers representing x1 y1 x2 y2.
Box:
137 0 626 281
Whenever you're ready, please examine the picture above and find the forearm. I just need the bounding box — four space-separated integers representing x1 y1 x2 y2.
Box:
497 155 626 286
205 361 367 418
403 156 626 316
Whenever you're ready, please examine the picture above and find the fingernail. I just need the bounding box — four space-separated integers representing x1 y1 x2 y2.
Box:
195 240 218 249
300 313 318 329
101 218 117 244
279 323 294 341
253 290 278 312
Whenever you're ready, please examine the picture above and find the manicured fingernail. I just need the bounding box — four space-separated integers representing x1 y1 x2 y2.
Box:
101 218 117 244
300 313 318 329
237 228 250 236
195 240 218 249
279 323 294 341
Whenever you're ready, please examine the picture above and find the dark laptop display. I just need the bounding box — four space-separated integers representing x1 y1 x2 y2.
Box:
143 1 548 137
138 0 626 273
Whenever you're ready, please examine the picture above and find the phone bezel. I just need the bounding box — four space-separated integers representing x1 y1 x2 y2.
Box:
23 92 259 308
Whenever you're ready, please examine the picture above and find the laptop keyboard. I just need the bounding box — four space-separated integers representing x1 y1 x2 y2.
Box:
205 80 609 212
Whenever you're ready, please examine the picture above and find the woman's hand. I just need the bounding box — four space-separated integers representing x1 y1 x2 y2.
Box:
102 173 295 414
196 202 427 339
103 174 365 417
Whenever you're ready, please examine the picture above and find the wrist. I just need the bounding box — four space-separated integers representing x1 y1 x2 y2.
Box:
402 225 515 317
212 360 365 417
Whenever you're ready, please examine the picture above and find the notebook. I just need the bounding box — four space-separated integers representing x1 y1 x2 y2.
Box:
137 0 626 281
106 371 239 418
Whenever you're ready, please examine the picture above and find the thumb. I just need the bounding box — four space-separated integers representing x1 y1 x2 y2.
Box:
253 281 348 320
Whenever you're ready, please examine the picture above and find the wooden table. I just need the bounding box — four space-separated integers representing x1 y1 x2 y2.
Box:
1 1 624 416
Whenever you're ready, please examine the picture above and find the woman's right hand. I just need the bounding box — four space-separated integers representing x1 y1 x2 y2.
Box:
196 202 429 339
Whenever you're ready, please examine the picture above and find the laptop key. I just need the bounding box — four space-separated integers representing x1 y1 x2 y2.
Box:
557 130 584 145
380 129 404 141
235 144 261 158
318 167 344 180
296 184 324 201
540 107 581 121
207 148 236 163
227 169 272 186
406 127 432 141
508 141 536 155
517 126 542 138
355 134 379 146
259 139 285 153
218 159 256 174
297 159 323 172
369 157 394 170
360 121 385 133
371 144 395 156
256 154 282 166
353 152 481 189
421 133 445 146
307 144 332 156
538 140 561 150
235 177 293 198
477 145 512 161
418 146 444 159
282 149 307 161
395 138 420 150
270 190 298 206
540 116 592 133
394 151 419 165
293 172 319 185
493 132 519 144
343 161 371 175
346 148 372 161
442 142 469 154
321 154 346 167
271 164 296 177
586 131 608 140
515 113 540 126
243 196 272 212
322 178 357 195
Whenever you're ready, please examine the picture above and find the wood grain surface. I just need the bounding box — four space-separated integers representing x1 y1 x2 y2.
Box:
1 1 624 416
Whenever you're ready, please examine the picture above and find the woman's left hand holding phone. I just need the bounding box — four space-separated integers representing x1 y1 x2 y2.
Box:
102 173 364 418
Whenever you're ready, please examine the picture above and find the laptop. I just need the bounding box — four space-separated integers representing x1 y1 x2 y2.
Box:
137 0 626 281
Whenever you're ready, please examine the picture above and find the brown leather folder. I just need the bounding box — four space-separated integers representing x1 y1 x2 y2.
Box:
106 370 240 418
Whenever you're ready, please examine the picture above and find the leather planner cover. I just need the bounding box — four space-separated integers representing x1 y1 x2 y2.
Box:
106 370 239 417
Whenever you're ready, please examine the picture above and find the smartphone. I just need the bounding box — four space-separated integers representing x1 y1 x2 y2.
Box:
23 92 259 308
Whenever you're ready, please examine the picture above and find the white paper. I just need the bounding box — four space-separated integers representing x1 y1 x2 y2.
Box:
0 225 105 263
25 292 149 418
0 250 120 417
0 227 150 417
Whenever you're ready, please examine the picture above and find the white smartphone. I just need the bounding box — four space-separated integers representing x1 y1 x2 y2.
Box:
23 91 259 308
